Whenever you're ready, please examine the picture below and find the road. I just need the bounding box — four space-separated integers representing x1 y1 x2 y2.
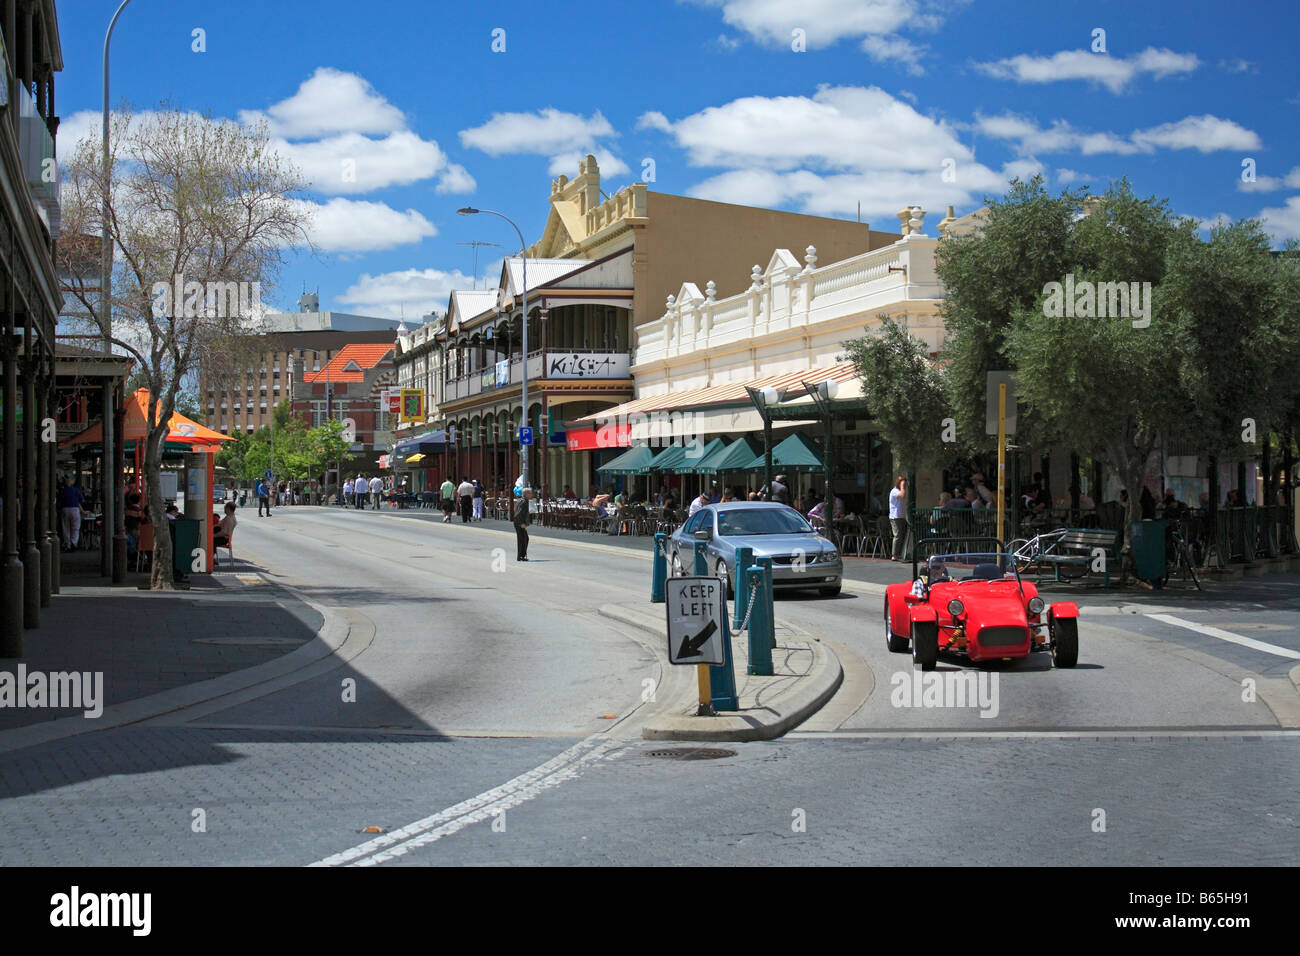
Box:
0 504 1296 866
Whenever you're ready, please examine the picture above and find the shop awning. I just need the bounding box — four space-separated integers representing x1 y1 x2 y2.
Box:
744 431 826 473
596 443 658 475
647 443 690 472
59 388 234 451
405 453 426 463
674 437 728 475
393 429 450 457
694 436 762 474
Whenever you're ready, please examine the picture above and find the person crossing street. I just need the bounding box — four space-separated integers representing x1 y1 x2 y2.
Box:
472 479 484 521
256 477 273 516
343 477 354 508
440 477 456 522
354 474 366 509
369 474 383 509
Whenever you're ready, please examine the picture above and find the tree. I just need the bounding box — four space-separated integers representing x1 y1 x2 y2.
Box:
59 107 311 587
842 315 954 492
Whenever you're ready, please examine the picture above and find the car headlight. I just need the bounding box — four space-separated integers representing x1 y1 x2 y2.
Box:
823 550 839 562
1028 596 1045 615
947 599 964 616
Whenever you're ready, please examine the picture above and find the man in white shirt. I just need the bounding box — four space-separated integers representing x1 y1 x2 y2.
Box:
888 477 908 562
355 475 366 509
343 477 354 508
688 492 710 517
456 477 475 523
368 475 383 509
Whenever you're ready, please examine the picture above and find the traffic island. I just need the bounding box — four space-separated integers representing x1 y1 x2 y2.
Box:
598 602 843 741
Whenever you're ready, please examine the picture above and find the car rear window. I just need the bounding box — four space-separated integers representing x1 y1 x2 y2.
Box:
717 508 812 536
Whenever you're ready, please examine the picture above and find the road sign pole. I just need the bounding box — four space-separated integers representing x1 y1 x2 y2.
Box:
997 382 1007 547
696 665 714 716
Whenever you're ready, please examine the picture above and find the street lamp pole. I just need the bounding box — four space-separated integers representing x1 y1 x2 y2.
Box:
101 0 133 581
458 208 529 491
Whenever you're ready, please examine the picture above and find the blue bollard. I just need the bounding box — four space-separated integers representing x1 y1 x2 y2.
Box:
651 533 667 603
758 557 775 657
746 565 773 675
732 546 753 627
693 540 709 576
711 601 739 711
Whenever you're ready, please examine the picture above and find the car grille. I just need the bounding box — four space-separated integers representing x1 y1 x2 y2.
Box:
770 555 797 565
978 625 1027 647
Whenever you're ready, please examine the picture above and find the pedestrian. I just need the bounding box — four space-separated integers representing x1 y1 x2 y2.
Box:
513 487 533 561
889 475 907 561
57 477 85 551
764 473 791 505
440 476 456 522
256 477 272 517
688 490 710 517
369 474 383 509
343 476 354 508
472 479 484 521
355 474 366 509
457 476 474 523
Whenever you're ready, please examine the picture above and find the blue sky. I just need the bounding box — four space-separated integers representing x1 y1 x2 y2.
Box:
56 0 1300 319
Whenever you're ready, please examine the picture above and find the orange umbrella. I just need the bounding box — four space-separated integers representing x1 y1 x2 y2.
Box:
61 388 235 450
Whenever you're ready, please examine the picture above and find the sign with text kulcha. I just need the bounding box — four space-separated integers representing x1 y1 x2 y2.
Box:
665 576 726 665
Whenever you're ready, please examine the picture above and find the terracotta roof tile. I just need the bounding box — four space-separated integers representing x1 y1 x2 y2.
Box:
303 343 394 383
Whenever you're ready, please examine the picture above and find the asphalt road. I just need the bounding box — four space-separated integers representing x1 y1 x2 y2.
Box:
0 503 1295 866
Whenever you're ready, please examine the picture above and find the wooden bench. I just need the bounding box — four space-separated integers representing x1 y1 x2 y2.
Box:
1034 527 1122 587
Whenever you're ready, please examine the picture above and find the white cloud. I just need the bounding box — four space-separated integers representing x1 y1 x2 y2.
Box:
547 149 630 177
459 108 627 180
1259 196 1300 243
337 267 481 318
1237 166 1300 193
272 130 449 195
636 111 674 133
1195 212 1234 232
460 108 616 156
435 163 477 195
695 0 931 48
716 34 742 51
976 111 1259 156
239 67 405 139
1055 168 1093 184
1130 115 1262 153
860 35 927 75
296 198 436 253
654 86 972 172
1218 58 1256 74
973 47 1200 94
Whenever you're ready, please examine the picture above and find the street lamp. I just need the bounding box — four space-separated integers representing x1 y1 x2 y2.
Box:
458 207 530 491
101 0 134 581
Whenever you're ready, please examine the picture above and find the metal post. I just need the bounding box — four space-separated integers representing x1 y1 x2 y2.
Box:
37 357 51 607
709 611 739 712
651 532 667 603
996 383 1007 545
733 545 753 627
2 293 24 653
46 370 59 594
746 565 773 676
23 309 40 627
693 540 708 576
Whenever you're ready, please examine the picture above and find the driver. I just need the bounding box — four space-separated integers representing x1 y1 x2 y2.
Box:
911 559 949 597
929 559 950 583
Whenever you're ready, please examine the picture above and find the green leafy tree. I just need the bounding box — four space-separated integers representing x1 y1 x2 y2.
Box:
842 315 954 492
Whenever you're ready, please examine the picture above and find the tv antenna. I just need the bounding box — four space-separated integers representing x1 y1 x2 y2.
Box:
459 240 501 289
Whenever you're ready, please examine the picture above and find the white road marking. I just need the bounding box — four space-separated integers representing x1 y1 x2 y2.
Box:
1145 614 1300 660
309 736 617 867
787 730 1300 739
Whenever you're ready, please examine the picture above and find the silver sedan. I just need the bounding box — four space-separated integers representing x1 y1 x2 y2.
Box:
668 501 843 598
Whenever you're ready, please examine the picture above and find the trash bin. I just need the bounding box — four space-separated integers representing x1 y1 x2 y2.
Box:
172 517 201 574
1130 519 1168 585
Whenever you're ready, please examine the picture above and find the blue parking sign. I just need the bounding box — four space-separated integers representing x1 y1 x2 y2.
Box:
519 427 533 446
264 469 273 480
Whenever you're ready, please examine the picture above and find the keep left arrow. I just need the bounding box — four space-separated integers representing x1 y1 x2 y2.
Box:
677 619 717 659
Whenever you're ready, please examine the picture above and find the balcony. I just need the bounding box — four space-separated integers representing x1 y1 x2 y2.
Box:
17 81 59 237
441 348 631 403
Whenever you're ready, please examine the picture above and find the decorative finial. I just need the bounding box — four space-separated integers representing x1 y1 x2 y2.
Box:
750 264 763 289
804 245 818 271
705 280 716 302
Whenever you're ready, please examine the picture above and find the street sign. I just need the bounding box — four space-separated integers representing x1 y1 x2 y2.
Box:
985 371 1018 436
665 576 726 665
264 469 273 480
519 426 533 446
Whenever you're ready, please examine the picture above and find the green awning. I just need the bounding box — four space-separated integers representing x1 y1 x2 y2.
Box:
675 437 729 475
596 444 658 475
697 436 762 474
744 431 825 473
647 443 690 472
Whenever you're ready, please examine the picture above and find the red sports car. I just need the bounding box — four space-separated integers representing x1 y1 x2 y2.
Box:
884 548 1079 671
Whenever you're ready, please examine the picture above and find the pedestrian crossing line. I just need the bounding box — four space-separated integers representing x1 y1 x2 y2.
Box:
308 736 619 867
1145 613 1300 660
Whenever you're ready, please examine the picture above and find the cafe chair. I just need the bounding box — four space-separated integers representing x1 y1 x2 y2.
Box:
214 529 235 569
134 523 154 572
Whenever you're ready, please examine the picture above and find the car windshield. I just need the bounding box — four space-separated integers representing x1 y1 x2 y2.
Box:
926 553 1022 588
717 508 813 536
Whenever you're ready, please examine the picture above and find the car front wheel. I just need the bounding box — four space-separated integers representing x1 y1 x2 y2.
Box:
671 553 683 577
715 559 734 600
1050 614 1079 668
911 620 938 671
884 600 908 653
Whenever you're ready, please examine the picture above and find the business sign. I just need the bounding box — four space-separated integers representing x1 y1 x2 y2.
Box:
495 360 510 388
545 352 630 380
399 388 425 423
566 422 631 451
665 576 726 665
481 368 496 391
386 390 401 413
985 371 1018 436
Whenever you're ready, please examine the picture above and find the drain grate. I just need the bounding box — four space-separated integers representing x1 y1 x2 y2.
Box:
646 747 737 760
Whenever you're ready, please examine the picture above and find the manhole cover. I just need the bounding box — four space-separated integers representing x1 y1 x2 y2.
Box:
192 636 308 646
645 747 737 760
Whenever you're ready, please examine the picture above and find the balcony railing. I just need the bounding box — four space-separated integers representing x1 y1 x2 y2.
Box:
17 80 59 235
